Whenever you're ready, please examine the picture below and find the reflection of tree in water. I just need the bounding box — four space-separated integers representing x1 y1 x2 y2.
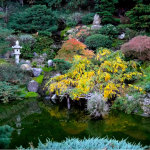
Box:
43 104 89 135
0 100 41 127
87 112 150 142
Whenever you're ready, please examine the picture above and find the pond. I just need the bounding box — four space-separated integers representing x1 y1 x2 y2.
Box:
0 99 150 148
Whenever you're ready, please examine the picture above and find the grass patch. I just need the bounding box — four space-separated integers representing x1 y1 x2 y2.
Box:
24 92 39 98
0 59 8 65
42 67 53 72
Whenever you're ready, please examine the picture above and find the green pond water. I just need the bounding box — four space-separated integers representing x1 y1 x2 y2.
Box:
0 99 150 148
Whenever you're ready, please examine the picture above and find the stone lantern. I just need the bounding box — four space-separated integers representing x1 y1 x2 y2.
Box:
12 40 22 64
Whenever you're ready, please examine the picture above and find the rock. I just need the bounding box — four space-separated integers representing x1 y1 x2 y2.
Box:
128 96 134 101
45 96 51 101
118 33 125 39
20 64 32 71
33 52 39 57
67 29 74 34
51 72 61 78
25 60 31 65
48 60 53 67
93 14 101 25
32 57 45 66
32 68 43 77
51 94 57 104
27 80 39 92
42 53 47 58
147 93 150 98
91 25 102 30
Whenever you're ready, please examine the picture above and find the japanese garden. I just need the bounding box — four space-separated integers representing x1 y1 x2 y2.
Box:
0 0 150 149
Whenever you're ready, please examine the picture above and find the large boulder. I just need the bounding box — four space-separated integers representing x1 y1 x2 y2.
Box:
121 36 150 61
32 68 43 77
20 64 32 71
27 80 39 92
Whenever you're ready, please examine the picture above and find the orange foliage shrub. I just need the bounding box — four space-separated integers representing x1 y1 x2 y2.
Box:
55 38 95 61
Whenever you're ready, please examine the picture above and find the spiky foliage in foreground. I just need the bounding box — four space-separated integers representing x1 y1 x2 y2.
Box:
0 125 14 149
46 48 144 100
18 138 147 150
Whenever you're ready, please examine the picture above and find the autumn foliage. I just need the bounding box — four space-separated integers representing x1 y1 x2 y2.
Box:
121 36 150 61
55 38 94 61
46 48 144 100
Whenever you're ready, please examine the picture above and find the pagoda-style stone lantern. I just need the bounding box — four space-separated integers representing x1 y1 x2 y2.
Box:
12 40 22 64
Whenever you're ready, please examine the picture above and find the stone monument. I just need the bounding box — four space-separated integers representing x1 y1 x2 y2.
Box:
91 14 102 30
12 40 22 64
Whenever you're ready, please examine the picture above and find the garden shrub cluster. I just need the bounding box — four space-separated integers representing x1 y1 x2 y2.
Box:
81 13 95 25
9 5 58 34
46 48 144 100
0 64 30 103
53 59 72 74
85 34 113 50
126 4 150 32
0 27 13 55
98 24 119 39
18 138 146 150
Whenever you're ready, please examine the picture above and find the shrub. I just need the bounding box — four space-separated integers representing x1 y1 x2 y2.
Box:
21 35 54 59
46 49 143 100
19 34 36 46
0 81 20 103
0 27 13 54
85 34 113 50
33 36 54 54
55 38 95 61
53 59 72 74
145 83 150 92
112 96 142 114
6 35 17 46
121 36 150 61
18 138 146 150
126 4 150 32
87 92 109 118
82 13 95 25
9 5 58 34
0 64 30 85
0 125 13 149
98 0 119 25
98 24 119 38
66 13 83 27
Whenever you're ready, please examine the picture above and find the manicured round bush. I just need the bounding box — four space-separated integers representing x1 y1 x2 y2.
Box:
98 24 119 38
82 13 95 25
85 34 113 50
121 36 150 60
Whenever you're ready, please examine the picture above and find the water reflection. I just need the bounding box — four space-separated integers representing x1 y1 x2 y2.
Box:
0 100 150 148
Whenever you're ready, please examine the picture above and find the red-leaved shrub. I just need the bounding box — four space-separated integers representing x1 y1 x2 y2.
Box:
121 36 150 60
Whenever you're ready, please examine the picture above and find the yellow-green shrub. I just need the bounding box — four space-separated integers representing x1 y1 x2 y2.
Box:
46 48 144 100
